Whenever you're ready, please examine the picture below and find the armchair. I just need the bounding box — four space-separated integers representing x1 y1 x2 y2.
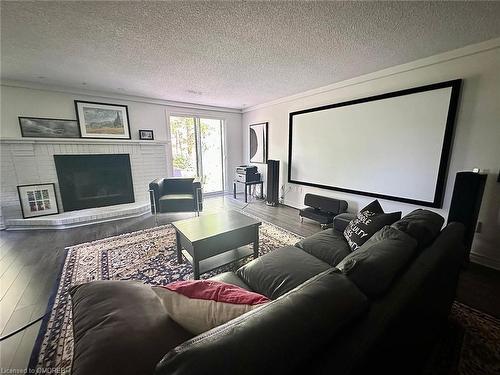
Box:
149 177 203 221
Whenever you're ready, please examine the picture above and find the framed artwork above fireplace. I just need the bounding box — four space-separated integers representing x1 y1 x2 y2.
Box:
139 129 154 140
75 100 131 139
19 117 80 138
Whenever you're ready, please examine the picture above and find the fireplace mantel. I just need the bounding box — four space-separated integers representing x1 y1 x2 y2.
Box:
0 137 169 145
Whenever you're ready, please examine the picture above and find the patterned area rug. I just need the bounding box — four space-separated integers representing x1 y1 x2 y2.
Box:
428 302 500 375
28 217 303 373
29 218 500 374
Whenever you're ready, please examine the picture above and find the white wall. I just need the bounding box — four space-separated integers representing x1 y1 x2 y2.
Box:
0 84 243 192
242 39 500 269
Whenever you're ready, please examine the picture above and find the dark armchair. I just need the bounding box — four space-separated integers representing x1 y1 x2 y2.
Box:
149 178 203 218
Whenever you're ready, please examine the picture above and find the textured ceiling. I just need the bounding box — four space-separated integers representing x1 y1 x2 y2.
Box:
1 1 500 109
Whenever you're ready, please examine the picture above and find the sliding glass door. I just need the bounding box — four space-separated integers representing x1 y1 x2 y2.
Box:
170 116 198 178
170 116 224 194
199 118 224 193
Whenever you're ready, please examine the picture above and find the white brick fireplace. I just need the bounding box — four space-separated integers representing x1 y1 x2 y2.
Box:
0 138 169 229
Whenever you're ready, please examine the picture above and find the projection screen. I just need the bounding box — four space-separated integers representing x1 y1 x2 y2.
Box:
288 80 461 207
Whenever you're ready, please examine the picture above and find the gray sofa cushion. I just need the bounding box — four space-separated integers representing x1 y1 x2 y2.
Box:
391 209 444 248
159 193 196 212
70 280 193 375
337 226 418 298
295 228 351 266
155 269 368 375
236 246 331 299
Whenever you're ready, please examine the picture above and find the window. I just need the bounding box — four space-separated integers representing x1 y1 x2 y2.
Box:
170 115 224 194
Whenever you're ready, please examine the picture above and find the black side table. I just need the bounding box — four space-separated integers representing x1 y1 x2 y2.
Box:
233 180 264 203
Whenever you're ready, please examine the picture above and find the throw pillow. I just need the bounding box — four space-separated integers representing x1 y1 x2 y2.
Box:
337 226 418 297
153 280 269 335
391 209 445 249
343 200 401 251
236 246 331 299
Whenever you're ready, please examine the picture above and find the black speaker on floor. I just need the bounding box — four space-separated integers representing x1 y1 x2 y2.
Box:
266 160 280 206
447 171 487 258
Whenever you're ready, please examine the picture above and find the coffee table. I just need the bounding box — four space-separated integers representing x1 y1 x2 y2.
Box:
172 210 262 279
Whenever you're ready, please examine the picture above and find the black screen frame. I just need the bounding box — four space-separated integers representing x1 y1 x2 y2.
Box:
287 79 462 208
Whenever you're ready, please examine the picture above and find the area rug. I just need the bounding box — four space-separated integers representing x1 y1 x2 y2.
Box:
427 302 500 375
29 219 500 374
28 216 303 373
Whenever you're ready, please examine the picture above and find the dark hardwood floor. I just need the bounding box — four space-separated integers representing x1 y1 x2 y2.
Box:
0 193 498 371
456 261 500 318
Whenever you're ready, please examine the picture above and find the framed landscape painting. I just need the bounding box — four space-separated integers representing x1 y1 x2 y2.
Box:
249 122 268 163
19 117 80 138
75 100 131 139
17 183 59 219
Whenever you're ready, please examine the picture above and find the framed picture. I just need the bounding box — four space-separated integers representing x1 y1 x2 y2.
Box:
17 183 60 219
75 100 131 139
139 129 154 140
19 117 80 138
249 122 268 163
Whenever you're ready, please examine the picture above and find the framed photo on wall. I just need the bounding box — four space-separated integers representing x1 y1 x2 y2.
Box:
75 100 131 139
249 122 268 163
19 117 80 138
139 129 154 140
17 183 60 219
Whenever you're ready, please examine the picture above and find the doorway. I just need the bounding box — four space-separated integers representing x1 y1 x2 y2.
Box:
169 115 224 194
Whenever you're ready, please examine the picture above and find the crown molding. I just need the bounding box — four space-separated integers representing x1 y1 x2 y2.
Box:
3 37 499 116
0 80 243 114
242 37 500 113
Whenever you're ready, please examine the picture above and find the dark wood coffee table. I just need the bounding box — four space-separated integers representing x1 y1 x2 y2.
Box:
172 210 262 279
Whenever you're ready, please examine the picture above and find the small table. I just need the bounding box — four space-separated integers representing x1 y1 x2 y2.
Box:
172 210 262 279
233 180 264 203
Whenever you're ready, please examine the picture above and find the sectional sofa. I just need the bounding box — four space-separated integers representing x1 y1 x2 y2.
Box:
70 209 465 375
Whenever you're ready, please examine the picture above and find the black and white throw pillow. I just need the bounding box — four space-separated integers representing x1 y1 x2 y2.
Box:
343 200 401 251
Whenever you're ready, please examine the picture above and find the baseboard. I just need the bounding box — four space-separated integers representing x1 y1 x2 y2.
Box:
282 198 303 209
470 252 500 271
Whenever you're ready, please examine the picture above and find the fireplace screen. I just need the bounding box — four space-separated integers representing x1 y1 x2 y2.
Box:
54 154 135 211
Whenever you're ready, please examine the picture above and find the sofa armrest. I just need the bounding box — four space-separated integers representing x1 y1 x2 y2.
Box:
149 178 165 214
155 269 368 375
193 178 203 211
70 281 193 375
333 212 356 232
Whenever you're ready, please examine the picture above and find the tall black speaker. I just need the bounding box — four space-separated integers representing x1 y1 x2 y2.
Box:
266 160 280 206
447 171 487 256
